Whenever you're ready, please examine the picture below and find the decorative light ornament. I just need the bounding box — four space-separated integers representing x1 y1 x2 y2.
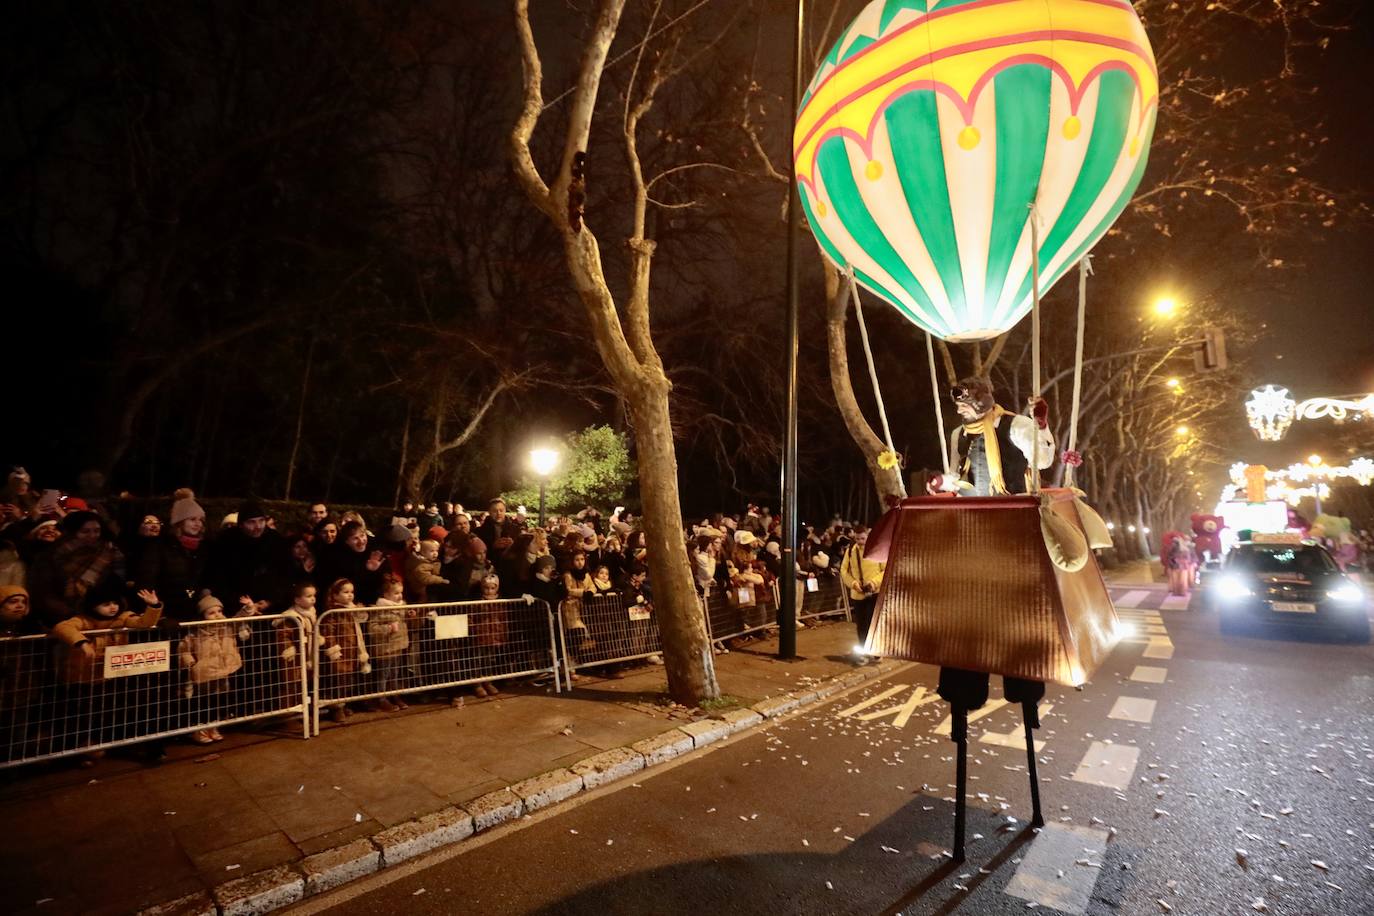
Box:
1245 385 1296 442
1295 394 1374 423
793 0 1158 341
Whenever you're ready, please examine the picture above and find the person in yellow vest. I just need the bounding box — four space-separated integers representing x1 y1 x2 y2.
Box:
839 526 883 664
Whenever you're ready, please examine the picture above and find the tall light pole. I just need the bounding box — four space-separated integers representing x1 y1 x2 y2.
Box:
779 0 805 660
530 447 559 527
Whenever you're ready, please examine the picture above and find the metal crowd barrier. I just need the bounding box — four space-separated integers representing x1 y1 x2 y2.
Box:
701 575 850 647
0 614 309 769
799 574 851 623
312 598 559 734
701 581 780 645
558 592 663 686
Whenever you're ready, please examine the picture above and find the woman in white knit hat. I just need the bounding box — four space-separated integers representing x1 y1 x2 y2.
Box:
134 488 208 623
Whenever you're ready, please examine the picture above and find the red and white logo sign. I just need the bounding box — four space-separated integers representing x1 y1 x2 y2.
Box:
103 641 171 679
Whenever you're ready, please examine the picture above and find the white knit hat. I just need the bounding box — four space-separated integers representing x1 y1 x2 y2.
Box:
170 488 205 527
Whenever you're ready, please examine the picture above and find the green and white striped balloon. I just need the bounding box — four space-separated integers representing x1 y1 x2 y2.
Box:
794 0 1158 341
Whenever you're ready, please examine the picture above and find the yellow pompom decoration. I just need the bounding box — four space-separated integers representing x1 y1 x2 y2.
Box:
877 450 900 471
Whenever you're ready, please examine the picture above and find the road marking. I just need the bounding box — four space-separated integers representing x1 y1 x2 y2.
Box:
1071 741 1141 790
1107 696 1156 723
835 684 908 718
1114 589 1152 608
933 698 1010 736
1160 595 1191 610
1142 638 1174 660
1004 823 1111 914
979 703 1054 751
854 685 942 727
1129 665 1168 683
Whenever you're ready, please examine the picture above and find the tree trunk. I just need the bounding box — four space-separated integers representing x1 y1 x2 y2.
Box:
394 402 412 510
283 332 317 501
628 391 719 703
822 260 903 508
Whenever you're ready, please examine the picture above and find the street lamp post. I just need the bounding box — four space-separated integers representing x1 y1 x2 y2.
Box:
529 447 559 527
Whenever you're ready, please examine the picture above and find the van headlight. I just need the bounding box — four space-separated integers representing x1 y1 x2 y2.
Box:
1215 575 1254 602
1326 583 1365 604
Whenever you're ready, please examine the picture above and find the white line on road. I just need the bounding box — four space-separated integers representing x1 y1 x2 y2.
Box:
979 703 1054 751
854 685 942 727
1113 589 1152 609
1107 696 1157 723
1160 595 1191 610
1071 741 1141 790
1003 823 1112 914
835 684 907 718
1129 665 1168 683
1142 638 1174 660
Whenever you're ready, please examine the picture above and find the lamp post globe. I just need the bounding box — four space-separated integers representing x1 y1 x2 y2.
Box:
529 448 559 526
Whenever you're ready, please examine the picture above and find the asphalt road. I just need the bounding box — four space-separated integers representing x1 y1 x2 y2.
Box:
296 586 1373 916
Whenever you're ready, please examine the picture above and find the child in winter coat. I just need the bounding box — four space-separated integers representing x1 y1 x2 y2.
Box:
178 594 251 744
404 539 449 603
0 585 38 759
274 581 322 711
560 550 596 653
51 582 163 754
471 573 507 697
319 578 369 722
366 575 410 711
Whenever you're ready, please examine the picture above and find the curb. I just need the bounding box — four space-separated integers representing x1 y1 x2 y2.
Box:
136 660 897 916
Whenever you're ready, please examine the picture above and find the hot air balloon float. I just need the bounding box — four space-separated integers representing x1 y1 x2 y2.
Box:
794 0 1156 860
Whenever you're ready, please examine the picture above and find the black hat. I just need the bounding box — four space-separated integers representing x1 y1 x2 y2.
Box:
83 578 127 612
238 499 269 521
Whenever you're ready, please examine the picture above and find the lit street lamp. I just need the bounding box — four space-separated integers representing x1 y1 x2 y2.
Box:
1152 296 1179 319
529 447 559 527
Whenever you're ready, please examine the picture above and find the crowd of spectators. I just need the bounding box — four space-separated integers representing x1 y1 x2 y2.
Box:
0 465 868 762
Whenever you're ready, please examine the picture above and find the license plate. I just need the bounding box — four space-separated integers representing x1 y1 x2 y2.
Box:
1271 601 1316 613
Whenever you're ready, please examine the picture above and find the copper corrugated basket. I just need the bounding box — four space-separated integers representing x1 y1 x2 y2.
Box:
864 489 1119 686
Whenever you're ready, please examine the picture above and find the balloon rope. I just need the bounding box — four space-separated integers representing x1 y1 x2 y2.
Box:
849 268 907 497
1029 204 1043 494
927 332 950 474
1065 255 1092 489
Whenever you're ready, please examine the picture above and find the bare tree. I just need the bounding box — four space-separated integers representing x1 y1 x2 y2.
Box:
509 0 718 704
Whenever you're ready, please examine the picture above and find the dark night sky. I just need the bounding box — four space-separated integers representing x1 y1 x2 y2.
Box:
1246 0 1374 398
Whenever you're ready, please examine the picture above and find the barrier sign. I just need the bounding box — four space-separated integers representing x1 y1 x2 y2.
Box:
103 641 171 678
434 615 469 640
806 577 819 593
628 602 651 622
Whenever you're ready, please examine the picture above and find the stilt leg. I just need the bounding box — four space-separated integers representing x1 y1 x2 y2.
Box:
1022 699 1044 828
952 704 968 863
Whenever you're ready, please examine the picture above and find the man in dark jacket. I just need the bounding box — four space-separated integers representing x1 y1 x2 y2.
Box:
474 499 522 554
203 499 290 610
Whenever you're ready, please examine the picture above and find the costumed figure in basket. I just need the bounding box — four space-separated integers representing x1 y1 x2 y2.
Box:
792 0 1150 866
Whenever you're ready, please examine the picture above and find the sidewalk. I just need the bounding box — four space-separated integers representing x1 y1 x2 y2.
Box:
0 620 894 916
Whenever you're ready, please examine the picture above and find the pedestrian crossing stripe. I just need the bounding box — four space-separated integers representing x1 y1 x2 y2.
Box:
835 684 907 718
852 685 943 728
1113 589 1152 608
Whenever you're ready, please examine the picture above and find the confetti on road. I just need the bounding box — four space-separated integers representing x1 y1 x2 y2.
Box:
412 888 426 896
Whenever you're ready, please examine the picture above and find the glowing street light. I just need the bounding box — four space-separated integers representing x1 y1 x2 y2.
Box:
1152 297 1179 318
529 447 560 526
1165 377 1181 389
1307 454 1323 467
1175 425 1190 437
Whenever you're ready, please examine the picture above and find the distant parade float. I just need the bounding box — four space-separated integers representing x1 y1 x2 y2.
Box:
793 0 1157 341
795 0 1157 861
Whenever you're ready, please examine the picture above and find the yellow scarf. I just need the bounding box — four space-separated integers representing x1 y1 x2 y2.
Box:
961 405 1010 495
